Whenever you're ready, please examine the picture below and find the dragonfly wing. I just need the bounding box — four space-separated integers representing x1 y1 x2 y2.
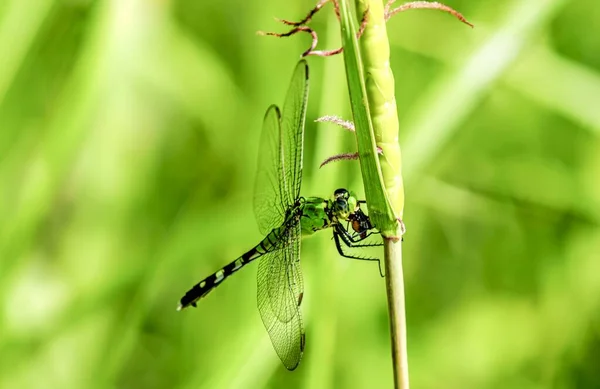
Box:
281 60 309 203
257 222 304 370
254 105 286 235
253 60 309 235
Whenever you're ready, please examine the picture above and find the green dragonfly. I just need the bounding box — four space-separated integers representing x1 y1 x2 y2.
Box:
178 60 381 370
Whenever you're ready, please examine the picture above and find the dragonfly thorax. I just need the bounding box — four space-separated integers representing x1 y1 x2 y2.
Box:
298 188 358 235
298 197 330 235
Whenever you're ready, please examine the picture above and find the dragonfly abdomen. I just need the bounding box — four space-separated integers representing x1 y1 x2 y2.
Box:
177 229 282 310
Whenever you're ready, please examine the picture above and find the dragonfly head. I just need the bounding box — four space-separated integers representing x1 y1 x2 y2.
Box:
331 188 358 221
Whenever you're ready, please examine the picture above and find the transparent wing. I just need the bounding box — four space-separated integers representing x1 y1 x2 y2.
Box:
254 105 286 235
257 222 304 370
281 60 309 206
253 60 309 234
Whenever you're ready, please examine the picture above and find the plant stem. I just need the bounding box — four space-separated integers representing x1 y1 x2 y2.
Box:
338 0 408 386
338 0 409 386
355 0 405 224
384 234 409 388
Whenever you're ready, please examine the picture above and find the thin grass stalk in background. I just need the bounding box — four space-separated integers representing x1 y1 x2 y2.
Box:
304 27 348 389
338 0 407 387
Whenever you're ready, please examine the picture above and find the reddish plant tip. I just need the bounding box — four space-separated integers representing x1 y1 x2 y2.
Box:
385 1 474 28
258 0 351 58
258 26 319 57
316 115 355 131
320 147 383 168
272 0 336 27
320 152 360 168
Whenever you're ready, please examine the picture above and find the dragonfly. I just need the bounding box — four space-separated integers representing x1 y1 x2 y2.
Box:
178 60 382 370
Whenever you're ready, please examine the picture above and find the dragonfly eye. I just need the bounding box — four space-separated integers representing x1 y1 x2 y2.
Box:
333 188 349 199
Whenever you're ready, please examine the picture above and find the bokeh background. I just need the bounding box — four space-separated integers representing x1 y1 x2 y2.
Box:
1 0 599 388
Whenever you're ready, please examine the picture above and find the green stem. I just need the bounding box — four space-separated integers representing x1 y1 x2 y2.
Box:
304 17 348 388
355 0 404 221
338 0 409 387
384 236 409 388
338 0 397 236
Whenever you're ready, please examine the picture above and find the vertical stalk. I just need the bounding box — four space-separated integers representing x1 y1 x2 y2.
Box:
384 235 408 388
339 0 408 387
304 29 347 389
355 0 404 221
356 0 408 385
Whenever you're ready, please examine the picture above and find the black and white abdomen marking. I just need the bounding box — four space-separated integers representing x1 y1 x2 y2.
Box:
178 227 284 310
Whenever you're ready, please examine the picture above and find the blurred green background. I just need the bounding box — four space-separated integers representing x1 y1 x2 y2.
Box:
1 0 599 388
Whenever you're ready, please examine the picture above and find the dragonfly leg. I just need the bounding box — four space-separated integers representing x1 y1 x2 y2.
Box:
334 225 384 277
345 213 381 243
357 199 406 241
336 223 383 248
